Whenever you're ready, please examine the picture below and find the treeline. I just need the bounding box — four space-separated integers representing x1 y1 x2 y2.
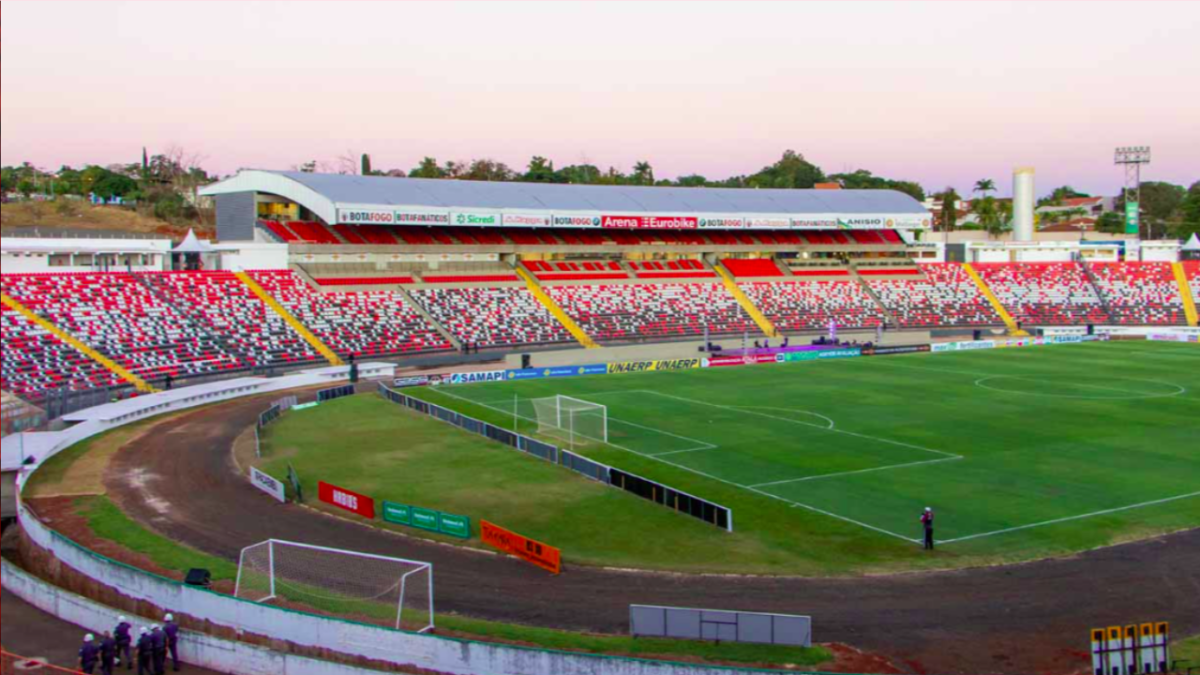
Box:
325 150 928 202
1 148 213 222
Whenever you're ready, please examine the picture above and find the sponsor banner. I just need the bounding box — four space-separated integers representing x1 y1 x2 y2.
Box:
955 340 996 351
392 375 430 388
450 370 506 385
427 374 451 386
505 368 544 381
502 213 553 228
250 467 286 503
337 209 395 225
581 364 610 376
790 218 839 230
778 348 862 362
411 506 441 532
318 481 376 520
438 512 472 539
699 217 746 229
481 520 561 574
552 215 602 228
746 217 791 229
607 358 703 374
705 354 779 368
394 210 451 226
861 344 931 357
1150 334 1199 344
600 215 699 230
839 216 888 230
292 402 319 411
451 211 501 227
383 501 472 539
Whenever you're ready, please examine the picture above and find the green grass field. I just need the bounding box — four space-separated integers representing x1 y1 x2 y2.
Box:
262 340 1199 575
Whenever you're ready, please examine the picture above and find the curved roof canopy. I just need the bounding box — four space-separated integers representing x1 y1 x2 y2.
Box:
202 170 931 229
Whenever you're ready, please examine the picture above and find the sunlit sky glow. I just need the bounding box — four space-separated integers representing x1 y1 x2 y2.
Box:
2 1 1198 197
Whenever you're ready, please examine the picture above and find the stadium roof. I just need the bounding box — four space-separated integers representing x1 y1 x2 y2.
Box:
202 170 932 229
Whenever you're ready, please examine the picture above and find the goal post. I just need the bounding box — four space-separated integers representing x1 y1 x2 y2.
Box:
532 395 608 447
235 540 434 633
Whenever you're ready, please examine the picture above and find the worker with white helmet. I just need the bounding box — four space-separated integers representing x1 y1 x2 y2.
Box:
114 616 133 670
163 613 182 672
135 627 154 675
78 633 100 674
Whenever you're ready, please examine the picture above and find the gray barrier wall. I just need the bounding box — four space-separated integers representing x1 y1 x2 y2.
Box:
631 606 812 648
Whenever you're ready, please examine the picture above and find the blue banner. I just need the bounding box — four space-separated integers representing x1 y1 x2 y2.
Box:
505 369 545 381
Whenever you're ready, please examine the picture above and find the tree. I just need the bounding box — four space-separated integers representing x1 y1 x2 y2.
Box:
1170 181 1200 239
361 154 373 176
1096 211 1125 234
409 157 446 179
676 174 708 188
557 164 601 185
463 158 514 182
748 150 825 190
1038 185 1089 207
973 179 996 198
523 156 561 183
938 188 960 232
972 196 1010 239
828 169 926 201
632 161 655 186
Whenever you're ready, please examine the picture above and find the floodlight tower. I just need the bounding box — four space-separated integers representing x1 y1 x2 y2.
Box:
1114 147 1151 237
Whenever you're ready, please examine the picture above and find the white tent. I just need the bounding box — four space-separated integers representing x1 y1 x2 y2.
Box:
172 229 215 254
1183 233 1200 251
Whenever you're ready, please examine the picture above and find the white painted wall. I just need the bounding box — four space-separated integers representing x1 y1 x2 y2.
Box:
217 243 290 271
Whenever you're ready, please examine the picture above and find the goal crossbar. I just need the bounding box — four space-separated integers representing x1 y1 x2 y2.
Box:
533 395 608 446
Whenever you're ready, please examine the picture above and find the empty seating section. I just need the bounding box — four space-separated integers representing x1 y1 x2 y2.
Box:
868 264 1002 328
1089 263 1186 326
1 308 125 400
410 287 572 348
248 271 452 358
332 225 368 245
260 220 300 243
974 263 1109 326
144 272 319 367
722 259 783 278
1187 262 1200 302
285 222 341 245
742 281 885 331
1 273 243 382
525 261 628 281
549 284 753 341
628 260 715 279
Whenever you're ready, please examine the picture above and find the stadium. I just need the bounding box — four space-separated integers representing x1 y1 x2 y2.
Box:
2 166 1198 675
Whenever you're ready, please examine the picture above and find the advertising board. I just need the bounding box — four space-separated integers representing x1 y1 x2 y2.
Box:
551 215 602 228
480 520 561 574
451 211 501 227
746 217 791 229
250 467 286 503
777 348 862 362
705 354 779 368
505 364 607 381
318 481 375 520
860 345 931 357
381 502 471 539
698 217 746 229
600 215 699 230
392 376 430 388
338 209 450 226
606 358 703 374
502 213 553 228
449 371 506 385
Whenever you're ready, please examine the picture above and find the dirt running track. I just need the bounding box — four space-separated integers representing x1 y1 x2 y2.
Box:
95 393 1199 675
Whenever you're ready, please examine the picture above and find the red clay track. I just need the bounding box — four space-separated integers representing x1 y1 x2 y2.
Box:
97 392 1199 675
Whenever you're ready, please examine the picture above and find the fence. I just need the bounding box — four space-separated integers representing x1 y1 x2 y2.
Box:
378 384 733 531
630 605 813 647
1 650 84 674
317 384 355 403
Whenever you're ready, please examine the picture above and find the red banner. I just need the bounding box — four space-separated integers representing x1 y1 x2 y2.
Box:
601 215 699 230
480 520 561 574
318 481 376 519
706 354 779 367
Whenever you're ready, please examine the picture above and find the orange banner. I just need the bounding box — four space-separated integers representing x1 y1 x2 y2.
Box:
480 520 561 575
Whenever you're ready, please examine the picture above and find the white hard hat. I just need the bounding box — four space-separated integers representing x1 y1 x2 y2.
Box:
165 614 174 622
926 507 932 511
140 627 149 635
85 634 95 642
152 625 160 631
118 616 126 623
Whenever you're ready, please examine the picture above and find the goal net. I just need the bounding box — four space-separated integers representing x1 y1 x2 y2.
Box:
532 395 608 446
235 540 434 633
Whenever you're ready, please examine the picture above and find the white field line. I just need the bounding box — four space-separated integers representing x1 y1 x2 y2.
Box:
974 376 1186 400
427 388 920 543
750 456 963 488
638 390 961 459
727 406 836 430
938 491 1200 545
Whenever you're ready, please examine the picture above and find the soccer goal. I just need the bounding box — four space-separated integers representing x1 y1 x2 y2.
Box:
235 540 434 633
532 395 608 447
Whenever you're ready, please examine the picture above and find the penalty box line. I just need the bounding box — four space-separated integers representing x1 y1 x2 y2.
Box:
426 388 920 544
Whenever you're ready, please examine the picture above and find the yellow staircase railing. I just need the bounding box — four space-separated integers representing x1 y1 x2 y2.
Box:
234 272 345 366
515 268 600 349
1173 262 1199 327
962 263 1030 336
1 293 156 393
714 265 779 338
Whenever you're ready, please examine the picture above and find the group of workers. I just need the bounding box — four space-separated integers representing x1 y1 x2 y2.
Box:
77 614 181 675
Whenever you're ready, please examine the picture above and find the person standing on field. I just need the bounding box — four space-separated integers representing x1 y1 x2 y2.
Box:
114 616 133 670
78 634 100 674
136 628 153 675
99 631 118 675
163 614 181 672
920 507 935 550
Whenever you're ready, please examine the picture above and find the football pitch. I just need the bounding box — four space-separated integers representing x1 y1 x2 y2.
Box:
415 341 1200 552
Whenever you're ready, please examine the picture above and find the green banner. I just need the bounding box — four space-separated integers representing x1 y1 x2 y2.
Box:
411 507 441 532
381 501 470 539
438 513 472 539
1125 201 1140 234
382 501 411 526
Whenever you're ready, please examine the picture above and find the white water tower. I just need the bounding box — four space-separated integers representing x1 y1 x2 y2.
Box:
1012 167 1036 241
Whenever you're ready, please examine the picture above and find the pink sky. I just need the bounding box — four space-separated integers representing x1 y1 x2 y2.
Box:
3 1 1198 197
